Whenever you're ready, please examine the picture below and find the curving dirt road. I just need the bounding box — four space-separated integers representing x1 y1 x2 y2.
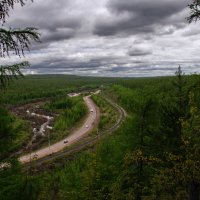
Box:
23 95 126 168
19 95 100 164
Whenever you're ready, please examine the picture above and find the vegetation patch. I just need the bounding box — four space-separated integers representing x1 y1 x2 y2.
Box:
2 73 200 199
0 107 29 160
91 94 118 132
43 96 87 143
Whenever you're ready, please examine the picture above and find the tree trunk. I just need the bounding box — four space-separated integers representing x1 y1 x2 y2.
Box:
189 181 199 200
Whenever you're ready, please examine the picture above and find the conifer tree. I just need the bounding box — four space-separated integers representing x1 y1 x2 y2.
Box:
160 66 187 152
188 0 200 23
0 0 40 89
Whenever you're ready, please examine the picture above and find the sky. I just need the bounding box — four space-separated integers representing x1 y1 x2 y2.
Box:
3 0 200 77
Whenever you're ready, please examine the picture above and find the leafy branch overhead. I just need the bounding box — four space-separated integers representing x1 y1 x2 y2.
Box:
0 27 40 57
0 61 29 88
0 0 40 89
0 0 32 23
188 0 200 23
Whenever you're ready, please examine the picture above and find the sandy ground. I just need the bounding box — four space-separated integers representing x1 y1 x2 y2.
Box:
19 95 99 164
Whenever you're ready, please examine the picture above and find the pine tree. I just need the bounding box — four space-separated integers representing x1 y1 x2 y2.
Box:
0 0 40 89
0 2 40 198
188 0 200 23
160 66 187 152
151 84 200 200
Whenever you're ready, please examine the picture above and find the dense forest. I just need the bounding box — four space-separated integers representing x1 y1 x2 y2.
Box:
1 0 200 199
1 68 200 200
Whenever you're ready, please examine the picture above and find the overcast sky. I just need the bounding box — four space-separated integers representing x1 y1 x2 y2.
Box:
3 0 200 77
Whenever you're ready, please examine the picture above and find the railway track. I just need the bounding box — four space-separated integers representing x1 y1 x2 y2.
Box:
24 95 126 168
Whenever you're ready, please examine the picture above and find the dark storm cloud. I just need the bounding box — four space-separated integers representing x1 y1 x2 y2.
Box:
30 57 103 70
108 0 187 16
3 0 200 77
30 28 77 51
128 46 153 56
7 0 81 46
42 28 76 42
93 0 189 36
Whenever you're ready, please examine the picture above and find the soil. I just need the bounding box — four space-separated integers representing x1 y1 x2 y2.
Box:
10 101 57 154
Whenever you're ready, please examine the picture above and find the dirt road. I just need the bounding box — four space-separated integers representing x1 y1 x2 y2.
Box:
19 95 99 164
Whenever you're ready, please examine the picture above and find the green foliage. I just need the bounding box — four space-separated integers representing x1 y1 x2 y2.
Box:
0 159 40 200
43 96 87 142
188 0 200 23
36 71 199 200
0 0 40 89
33 119 136 200
0 107 13 155
1 75 119 105
2 71 200 199
91 94 118 131
53 97 87 131
0 27 40 58
0 1 33 23
0 107 29 160
0 62 29 89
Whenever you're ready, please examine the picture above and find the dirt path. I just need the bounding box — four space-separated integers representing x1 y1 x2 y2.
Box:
19 95 99 164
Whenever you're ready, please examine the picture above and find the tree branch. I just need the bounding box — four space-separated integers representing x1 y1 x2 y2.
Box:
0 61 29 88
0 0 32 23
187 0 200 23
0 27 40 57
0 0 40 89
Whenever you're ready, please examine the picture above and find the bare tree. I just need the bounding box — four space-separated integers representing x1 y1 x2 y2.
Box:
0 0 40 88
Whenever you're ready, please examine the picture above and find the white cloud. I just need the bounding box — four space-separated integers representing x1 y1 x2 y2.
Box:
0 0 199 77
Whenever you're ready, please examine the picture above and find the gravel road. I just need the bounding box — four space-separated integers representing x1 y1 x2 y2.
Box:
19 95 99 164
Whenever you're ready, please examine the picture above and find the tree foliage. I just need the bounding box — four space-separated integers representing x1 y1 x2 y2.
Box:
1 69 200 199
0 0 32 23
0 0 40 89
188 0 200 23
0 61 28 88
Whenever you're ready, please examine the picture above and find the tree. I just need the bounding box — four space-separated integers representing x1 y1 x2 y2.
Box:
0 0 40 89
151 91 200 200
0 0 40 156
0 107 14 159
181 91 200 200
160 66 187 153
110 96 160 200
188 0 200 23
0 2 40 199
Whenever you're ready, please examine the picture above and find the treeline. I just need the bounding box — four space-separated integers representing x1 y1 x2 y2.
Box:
0 75 118 105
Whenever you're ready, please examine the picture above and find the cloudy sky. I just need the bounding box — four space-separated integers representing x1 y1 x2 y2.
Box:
3 0 200 77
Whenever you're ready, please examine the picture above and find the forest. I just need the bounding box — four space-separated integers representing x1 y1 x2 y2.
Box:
0 68 200 200
1 0 200 199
